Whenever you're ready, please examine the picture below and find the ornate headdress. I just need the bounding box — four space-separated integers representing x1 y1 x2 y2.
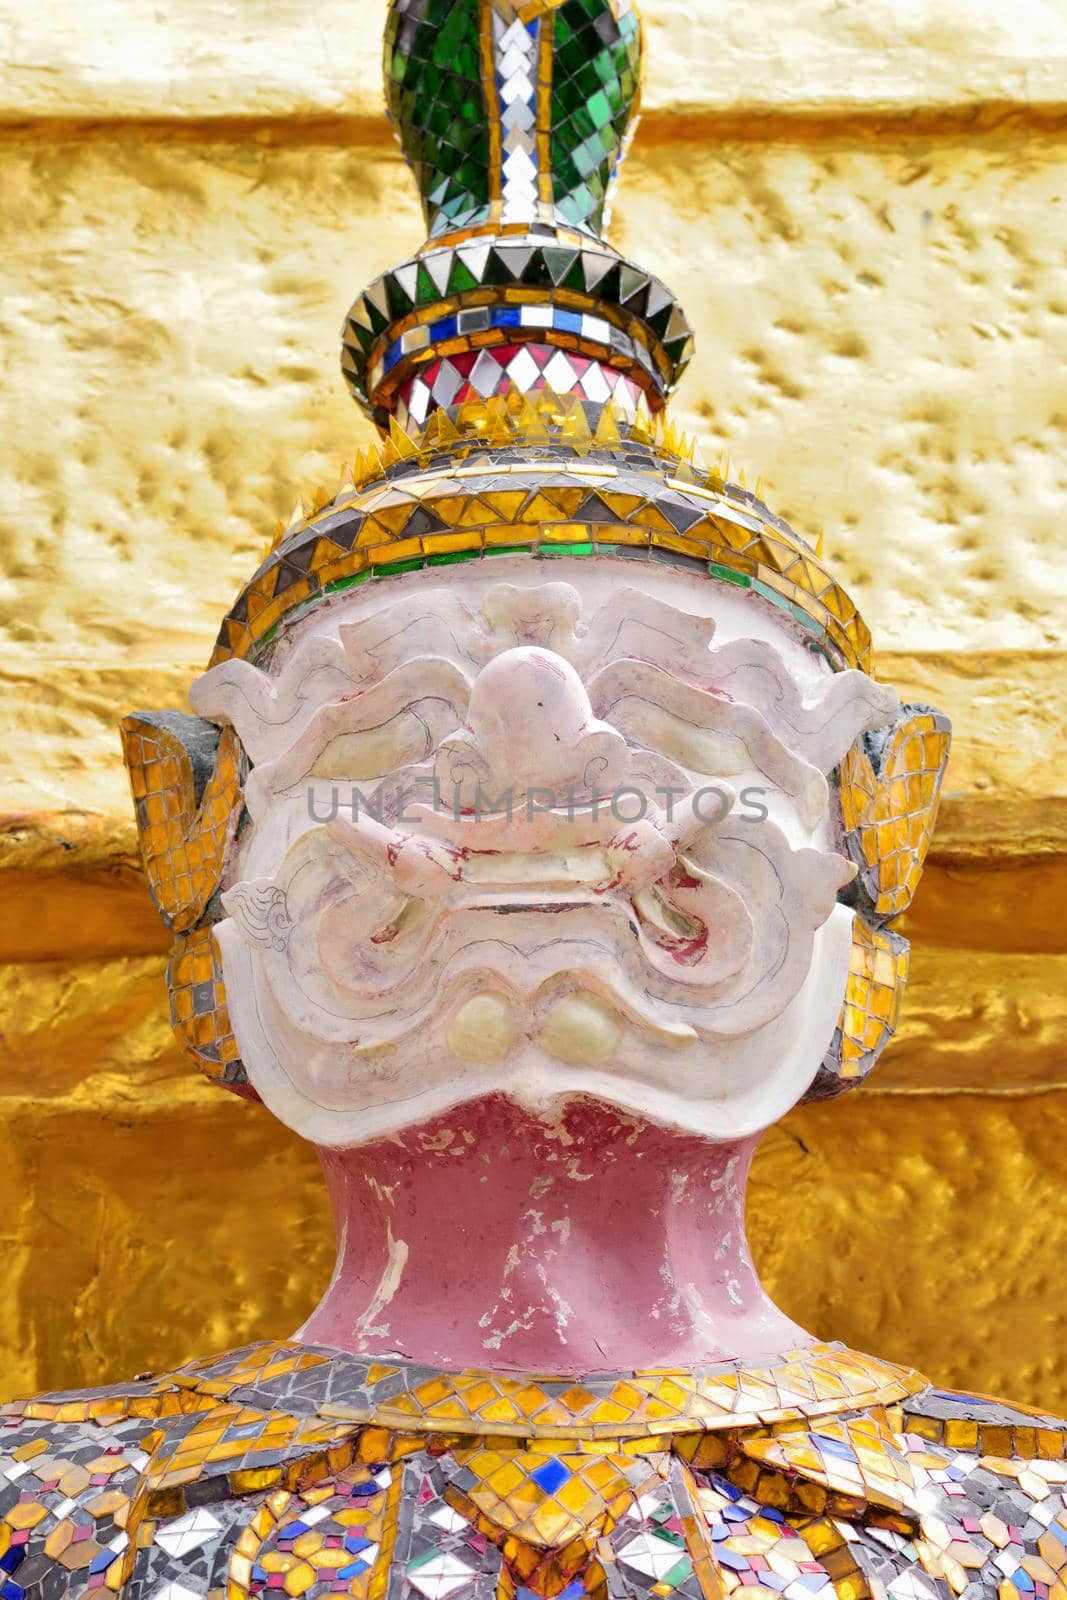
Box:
120 0 949 1105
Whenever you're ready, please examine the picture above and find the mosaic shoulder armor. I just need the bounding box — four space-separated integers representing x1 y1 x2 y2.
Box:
2 1343 1065 1600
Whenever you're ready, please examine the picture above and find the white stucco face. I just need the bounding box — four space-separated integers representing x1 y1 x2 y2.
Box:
192 558 900 1146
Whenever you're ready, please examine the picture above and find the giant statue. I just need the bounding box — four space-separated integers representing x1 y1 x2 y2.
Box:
4 2 1065 1597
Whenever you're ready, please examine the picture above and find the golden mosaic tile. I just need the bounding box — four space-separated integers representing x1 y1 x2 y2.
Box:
839 709 952 918
167 924 242 1082
119 716 242 932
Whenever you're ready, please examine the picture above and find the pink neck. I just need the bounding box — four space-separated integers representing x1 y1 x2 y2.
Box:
297 1096 810 1375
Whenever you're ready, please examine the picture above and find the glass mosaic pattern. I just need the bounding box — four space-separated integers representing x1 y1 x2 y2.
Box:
393 342 648 431
341 239 692 422
119 714 241 934
167 925 244 1085
347 0 686 425
811 917 910 1099
385 0 492 235
206 396 873 677
548 0 641 232
840 714 953 921
3 1340 1065 1598
384 0 641 239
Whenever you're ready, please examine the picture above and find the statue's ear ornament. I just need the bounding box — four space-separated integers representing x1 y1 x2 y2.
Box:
839 705 953 921
166 923 245 1087
119 711 243 930
120 711 248 1089
809 704 951 1101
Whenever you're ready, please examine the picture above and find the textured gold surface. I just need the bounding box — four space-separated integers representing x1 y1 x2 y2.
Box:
2 134 1065 829
4 0 1066 120
1 0 1065 1405
3 137 1066 667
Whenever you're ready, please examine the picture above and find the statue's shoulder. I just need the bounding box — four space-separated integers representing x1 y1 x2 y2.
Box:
899 1382 1067 1459
712 1382 1067 1600
893 1385 1067 1595
0 1369 174 1594
0 1339 366 1596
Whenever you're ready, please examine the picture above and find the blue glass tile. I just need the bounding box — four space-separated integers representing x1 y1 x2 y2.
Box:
717 1549 751 1572
339 1559 372 1579
530 1457 572 1495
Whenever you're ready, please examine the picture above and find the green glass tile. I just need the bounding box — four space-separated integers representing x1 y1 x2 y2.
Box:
752 579 796 618
586 89 612 129
523 249 555 290
374 557 427 577
543 246 580 286
256 620 283 650
385 275 414 320
415 262 439 305
560 253 589 294
484 248 516 288
707 563 751 588
325 570 375 594
790 602 823 633
384 0 491 231
426 550 479 567
446 256 480 294
345 318 375 356
362 296 390 338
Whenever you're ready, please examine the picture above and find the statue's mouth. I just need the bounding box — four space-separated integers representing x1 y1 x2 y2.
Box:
220 784 855 1067
343 948 703 1055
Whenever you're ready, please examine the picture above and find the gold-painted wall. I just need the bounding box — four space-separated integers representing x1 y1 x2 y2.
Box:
1 1 1066 1402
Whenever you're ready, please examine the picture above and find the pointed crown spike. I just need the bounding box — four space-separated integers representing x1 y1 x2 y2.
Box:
593 404 622 449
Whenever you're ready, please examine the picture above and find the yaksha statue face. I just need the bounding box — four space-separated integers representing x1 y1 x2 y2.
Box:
190 563 901 1145
122 430 949 1155
120 0 951 1156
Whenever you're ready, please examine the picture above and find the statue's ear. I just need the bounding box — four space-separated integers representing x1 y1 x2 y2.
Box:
167 923 250 1091
812 706 950 1102
838 704 951 921
119 711 243 932
806 914 909 1101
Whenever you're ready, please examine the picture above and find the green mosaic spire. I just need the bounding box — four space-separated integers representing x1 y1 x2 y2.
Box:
549 0 641 232
343 0 691 423
384 0 642 239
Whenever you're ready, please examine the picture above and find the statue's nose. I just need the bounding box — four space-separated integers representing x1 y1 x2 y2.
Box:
467 647 593 784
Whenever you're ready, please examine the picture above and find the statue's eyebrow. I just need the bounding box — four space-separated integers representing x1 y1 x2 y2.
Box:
241 660 474 819
191 639 358 763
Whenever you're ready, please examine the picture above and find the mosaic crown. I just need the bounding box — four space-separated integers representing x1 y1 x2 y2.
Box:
343 0 694 428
